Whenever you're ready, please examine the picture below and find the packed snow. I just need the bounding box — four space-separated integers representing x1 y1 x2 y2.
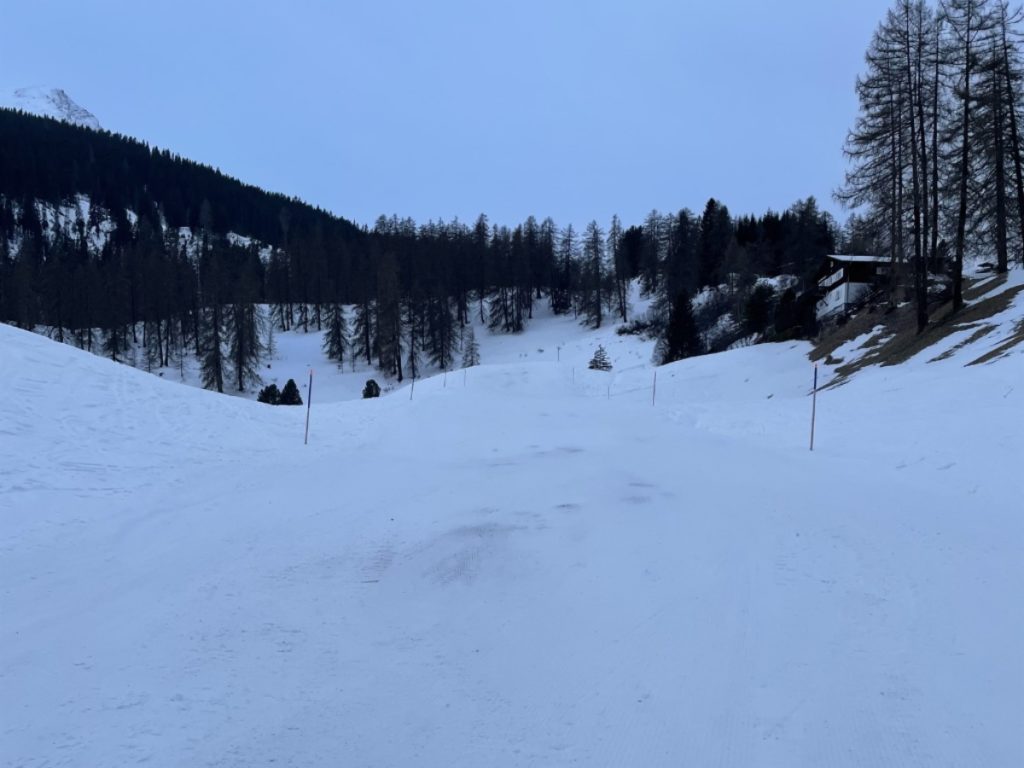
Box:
2 288 1022 767
0 87 100 130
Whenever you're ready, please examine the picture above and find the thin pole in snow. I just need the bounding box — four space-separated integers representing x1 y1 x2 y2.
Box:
304 369 314 445
652 369 657 406
410 377 416 401
463 367 467 386
557 346 561 362
444 370 447 388
810 363 818 452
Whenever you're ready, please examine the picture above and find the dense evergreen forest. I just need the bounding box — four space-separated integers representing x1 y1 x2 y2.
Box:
0 106 834 391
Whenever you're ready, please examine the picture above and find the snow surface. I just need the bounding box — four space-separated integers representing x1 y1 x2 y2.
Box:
0 87 101 130
2 289 1022 766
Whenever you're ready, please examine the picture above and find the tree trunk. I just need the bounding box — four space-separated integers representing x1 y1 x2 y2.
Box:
953 6 974 313
916 11 931 284
1001 13 1024 266
931 19 941 271
905 5 928 333
994 59 1010 274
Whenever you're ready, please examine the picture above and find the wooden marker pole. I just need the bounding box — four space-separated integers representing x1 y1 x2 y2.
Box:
304 369 314 445
410 378 416 401
809 363 818 452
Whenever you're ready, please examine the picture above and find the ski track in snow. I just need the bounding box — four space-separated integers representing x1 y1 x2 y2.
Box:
1 297 1023 767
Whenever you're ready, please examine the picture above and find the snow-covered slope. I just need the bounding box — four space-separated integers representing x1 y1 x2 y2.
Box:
1 308 1021 766
0 86 100 129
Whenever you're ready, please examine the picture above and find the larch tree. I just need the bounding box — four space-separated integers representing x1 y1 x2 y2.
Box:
607 214 630 322
943 0 994 308
580 220 606 329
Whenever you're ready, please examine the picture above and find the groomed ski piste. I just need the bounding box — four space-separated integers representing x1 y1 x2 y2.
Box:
3 275 1022 767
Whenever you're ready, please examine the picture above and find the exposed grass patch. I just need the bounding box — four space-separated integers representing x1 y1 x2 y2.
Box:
813 273 1023 386
967 318 1024 366
810 304 894 365
928 324 996 363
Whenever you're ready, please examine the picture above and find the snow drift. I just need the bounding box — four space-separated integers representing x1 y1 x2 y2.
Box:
1 308 1021 766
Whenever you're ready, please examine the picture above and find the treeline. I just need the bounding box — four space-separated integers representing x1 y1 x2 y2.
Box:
841 0 1024 332
0 108 836 391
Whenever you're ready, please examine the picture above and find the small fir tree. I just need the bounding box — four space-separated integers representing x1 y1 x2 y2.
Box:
279 378 303 405
588 345 612 371
257 383 281 404
362 379 381 398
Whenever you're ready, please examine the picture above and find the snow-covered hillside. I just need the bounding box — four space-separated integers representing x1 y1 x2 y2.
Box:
2 292 1022 765
0 86 100 129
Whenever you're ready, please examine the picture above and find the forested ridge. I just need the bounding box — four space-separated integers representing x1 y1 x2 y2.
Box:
4 0 1024 394
0 106 837 391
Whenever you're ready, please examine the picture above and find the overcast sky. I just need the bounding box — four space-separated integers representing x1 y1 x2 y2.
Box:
2 0 893 230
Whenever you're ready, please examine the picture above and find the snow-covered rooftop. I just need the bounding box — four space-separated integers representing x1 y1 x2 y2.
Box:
826 253 889 263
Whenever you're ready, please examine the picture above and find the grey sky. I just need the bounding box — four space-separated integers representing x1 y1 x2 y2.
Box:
2 0 892 229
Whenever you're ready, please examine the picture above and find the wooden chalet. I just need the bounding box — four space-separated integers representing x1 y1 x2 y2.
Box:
816 254 890 320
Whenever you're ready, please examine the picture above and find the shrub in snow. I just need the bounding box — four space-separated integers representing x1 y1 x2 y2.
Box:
616 317 655 337
279 379 303 406
257 383 281 405
362 379 381 399
588 345 612 371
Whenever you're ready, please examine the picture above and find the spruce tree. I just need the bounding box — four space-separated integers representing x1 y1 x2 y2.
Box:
200 303 225 393
257 383 281 404
227 303 263 392
279 378 303 405
426 295 457 371
697 199 733 290
588 345 612 371
322 302 349 367
658 292 702 364
352 298 375 365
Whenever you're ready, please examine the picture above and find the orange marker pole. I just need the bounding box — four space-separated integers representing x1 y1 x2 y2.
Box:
809 363 818 452
304 369 314 445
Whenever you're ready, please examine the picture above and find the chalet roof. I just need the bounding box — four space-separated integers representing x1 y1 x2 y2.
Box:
826 254 889 263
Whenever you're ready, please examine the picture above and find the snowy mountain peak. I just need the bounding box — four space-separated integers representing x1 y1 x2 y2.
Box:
0 87 101 130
